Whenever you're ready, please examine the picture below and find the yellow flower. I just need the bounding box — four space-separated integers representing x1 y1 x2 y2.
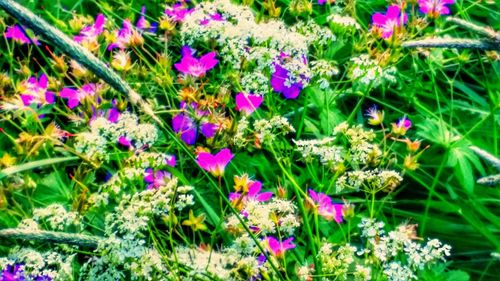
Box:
182 210 207 232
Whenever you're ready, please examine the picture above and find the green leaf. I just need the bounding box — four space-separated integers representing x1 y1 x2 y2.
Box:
444 270 470 281
0 156 79 180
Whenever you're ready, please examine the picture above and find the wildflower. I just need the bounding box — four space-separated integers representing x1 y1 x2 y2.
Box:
144 168 171 189
1 263 24 280
366 105 385 126
108 20 143 50
200 13 224 26
4 25 40 45
165 3 194 22
418 0 455 18
266 236 296 257
371 5 408 39
270 64 304 99
136 6 158 33
111 50 133 71
59 83 99 109
229 180 273 204
235 93 263 115
391 117 412 136
182 210 208 232
74 14 106 50
174 46 218 77
18 74 56 106
196 148 234 177
308 189 344 223
172 111 218 145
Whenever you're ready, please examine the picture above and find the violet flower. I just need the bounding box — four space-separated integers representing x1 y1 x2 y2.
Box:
108 19 143 50
235 93 263 115
144 168 171 189
270 64 303 99
371 5 407 39
165 3 194 22
59 83 98 109
4 25 40 45
196 148 234 177
172 113 217 145
266 236 296 257
229 180 273 203
418 0 455 18
308 189 344 223
19 74 55 106
74 14 106 43
391 117 412 136
136 6 158 33
174 46 218 77
1 263 25 281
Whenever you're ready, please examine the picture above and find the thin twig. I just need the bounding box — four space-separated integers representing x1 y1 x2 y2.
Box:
0 0 161 125
0 229 103 248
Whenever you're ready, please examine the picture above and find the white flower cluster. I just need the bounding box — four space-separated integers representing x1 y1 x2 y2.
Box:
75 112 158 158
126 152 176 169
336 169 403 193
234 115 295 148
317 242 358 280
32 204 82 231
1 249 75 281
240 71 271 95
310 60 340 89
225 197 300 236
327 14 362 30
349 54 397 88
294 137 344 169
82 178 193 280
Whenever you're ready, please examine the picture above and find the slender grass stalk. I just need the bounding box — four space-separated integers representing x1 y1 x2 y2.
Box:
0 229 102 248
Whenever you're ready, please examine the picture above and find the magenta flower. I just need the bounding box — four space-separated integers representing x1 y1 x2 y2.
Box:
266 236 296 257
200 13 224 26
19 74 55 106
229 180 273 203
270 64 303 99
165 3 194 22
60 83 98 109
74 14 106 43
235 93 263 115
108 19 143 50
391 117 412 135
90 100 121 124
371 5 407 39
308 189 344 223
144 168 171 189
174 46 218 77
196 148 234 177
4 25 40 45
136 6 158 33
418 0 455 18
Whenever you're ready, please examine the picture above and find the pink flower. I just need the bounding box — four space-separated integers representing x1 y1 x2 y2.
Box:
165 3 194 22
308 189 344 223
371 5 407 39
235 93 263 115
229 180 273 203
144 168 171 189
59 83 99 108
196 148 234 177
200 13 224 26
4 25 40 45
266 236 296 257
108 19 143 50
174 46 218 77
74 14 106 44
418 0 455 18
136 6 158 33
19 74 55 106
391 117 412 136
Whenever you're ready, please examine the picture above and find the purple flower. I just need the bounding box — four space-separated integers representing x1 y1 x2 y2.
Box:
60 83 98 109
308 189 344 223
266 236 296 257
366 105 384 126
1 263 25 281
172 113 198 145
108 19 143 50
270 64 303 99
229 180 273 203
4 25 40 45
418 0 455 18
235 93 263 115
165 3 194 22
196 148 234 177
144 168 171 189
172 102 219 145
136 6 158 33
174 46 218 77
89 101 121 124
371 5 407 39
19 74 55 106
74 14 106 43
